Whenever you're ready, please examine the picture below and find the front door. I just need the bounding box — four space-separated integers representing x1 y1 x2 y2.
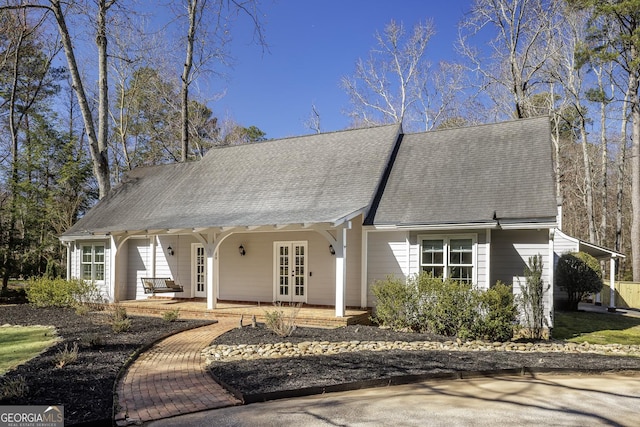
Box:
274 241 307 302
192 244 206 298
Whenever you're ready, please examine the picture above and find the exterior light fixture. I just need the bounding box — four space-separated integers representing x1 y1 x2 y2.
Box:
167 246 174 256
239 245 246 256
329 244 335 255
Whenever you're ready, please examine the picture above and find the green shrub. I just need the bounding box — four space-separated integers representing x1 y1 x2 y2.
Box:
519 254 548 339
25 277 105 309
556 252 602 311
110 304 131 333
476 281 518 342
372 273 518 341
26 277 80 307
162 309 181 322
370 276 417 331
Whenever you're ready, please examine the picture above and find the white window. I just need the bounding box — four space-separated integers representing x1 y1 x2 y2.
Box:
419 235 476 284
81 245 105 281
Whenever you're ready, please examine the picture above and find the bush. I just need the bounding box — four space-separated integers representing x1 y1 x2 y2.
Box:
0 376 28 399
476 282 518 342
370 276 416 331
162 309 181 322
556 252 602 311
263 302 301 337
110 304 131 333
25 277 105 309
519 255 548 339
371 272 518 341
54 343 79 368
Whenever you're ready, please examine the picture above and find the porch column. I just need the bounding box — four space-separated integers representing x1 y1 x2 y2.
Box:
608 256 617 312
335 223 349 317
206 244 216 309
109 235 118 302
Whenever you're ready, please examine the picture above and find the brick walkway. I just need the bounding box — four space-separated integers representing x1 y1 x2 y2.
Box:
114 320 240 426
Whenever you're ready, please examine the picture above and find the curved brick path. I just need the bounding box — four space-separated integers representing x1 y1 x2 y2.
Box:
114 320 240 426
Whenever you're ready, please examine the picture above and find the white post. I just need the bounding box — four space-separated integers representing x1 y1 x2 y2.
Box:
548 229 555 328
608 257 617 312
150 236 156 279
485 229 491 290
110 235 118 302
206 244 216 309
360 229 368 309
335 225 348 317
65 242 72 281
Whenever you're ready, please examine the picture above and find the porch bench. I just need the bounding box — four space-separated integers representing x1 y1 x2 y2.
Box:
141 277 184 294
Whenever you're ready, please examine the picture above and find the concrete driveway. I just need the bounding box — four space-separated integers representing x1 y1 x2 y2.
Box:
146 372 640 426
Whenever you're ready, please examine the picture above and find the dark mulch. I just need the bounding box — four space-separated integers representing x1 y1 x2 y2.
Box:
3 306 640 425
0 304 211 426
210 324 640 403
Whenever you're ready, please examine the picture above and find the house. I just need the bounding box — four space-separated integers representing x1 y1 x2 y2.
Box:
61 117 592 326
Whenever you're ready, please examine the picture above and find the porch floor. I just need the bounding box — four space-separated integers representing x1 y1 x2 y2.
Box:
117 298 372 328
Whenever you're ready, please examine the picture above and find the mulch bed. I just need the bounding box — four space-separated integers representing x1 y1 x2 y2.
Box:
210 324 640 403
2 305 640 425
0 304 211 426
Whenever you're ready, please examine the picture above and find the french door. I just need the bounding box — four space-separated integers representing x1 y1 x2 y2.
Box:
274 241 307 302
192 244 206 298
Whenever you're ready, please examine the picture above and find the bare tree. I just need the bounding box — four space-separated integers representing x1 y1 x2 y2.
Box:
569 0 640 279
176 0 266 162
304 103 322 134
342 19 435 131
458 0 561 119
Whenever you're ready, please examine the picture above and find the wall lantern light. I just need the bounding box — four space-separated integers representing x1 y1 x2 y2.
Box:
329 244 335 255
239 244 246 256
167 246 174 256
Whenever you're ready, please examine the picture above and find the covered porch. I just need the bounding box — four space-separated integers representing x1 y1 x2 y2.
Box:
117 298 372 328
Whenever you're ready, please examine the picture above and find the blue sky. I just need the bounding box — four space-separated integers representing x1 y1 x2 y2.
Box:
211 0 473 139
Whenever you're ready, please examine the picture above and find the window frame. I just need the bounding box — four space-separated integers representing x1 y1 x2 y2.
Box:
418 234 477 284
81 244 105 282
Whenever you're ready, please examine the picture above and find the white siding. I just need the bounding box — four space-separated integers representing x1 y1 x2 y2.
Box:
491 229 552 322
154 235 195 297
126 238 150 300
218 225 363 307
366 231 410 306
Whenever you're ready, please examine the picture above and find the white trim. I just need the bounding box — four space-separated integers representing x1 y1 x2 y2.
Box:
485 229 491 289
370 223 497 231
360 229 368 309
548 229 555 327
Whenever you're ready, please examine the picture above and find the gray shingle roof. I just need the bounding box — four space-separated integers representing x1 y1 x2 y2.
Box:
368 117 558 226
63 124 402 237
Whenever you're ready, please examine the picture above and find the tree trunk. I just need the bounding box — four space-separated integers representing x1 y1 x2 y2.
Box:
631 74 640 281
615 89 630 255
579 116 597 243
51 1 111 199
599 80 607 247
181 0 198 163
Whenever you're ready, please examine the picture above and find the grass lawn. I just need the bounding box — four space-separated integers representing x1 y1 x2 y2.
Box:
554 310 640 345
0 325 58 375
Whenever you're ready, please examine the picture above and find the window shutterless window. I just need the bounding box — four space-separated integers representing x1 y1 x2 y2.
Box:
419 235 476 284
81 245 105 281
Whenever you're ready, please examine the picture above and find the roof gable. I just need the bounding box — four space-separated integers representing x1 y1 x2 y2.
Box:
369 117 558 226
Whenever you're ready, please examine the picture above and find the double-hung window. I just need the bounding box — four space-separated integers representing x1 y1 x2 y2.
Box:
420 235 476 284
81 244 105 281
